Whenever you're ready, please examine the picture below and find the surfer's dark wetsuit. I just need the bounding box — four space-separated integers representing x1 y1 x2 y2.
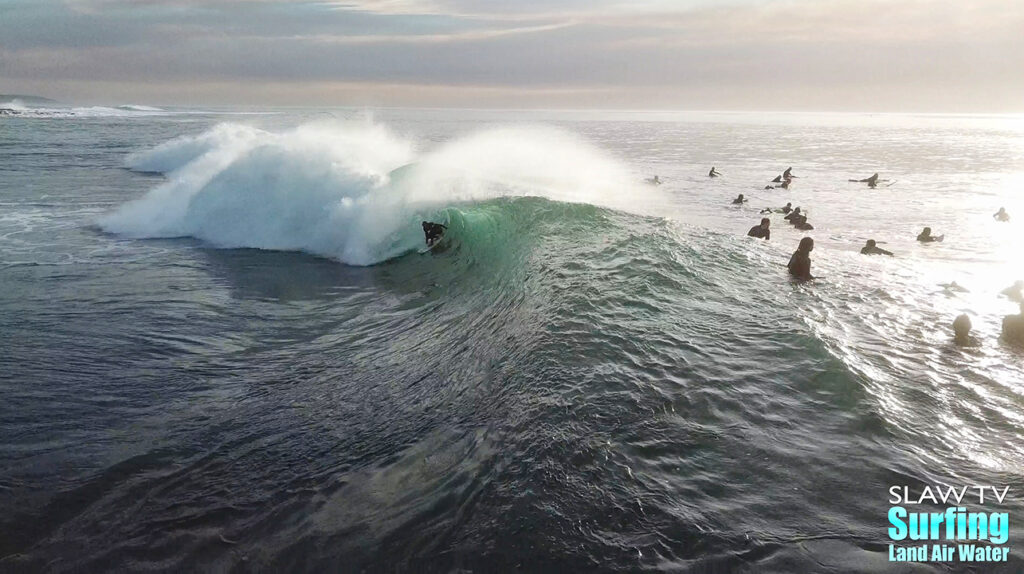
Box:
747 218 770 240
793 215 814 230
917 227 942 243
422 221 447 246
860 239 893 256
788 237 814 280
1003 303 1024 347
953 314 975 347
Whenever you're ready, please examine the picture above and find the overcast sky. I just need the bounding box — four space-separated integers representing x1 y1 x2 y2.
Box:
1 0 1022 110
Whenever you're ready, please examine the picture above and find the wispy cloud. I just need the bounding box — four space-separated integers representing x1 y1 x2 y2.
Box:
294 20 574 44
323 0 444 16
2 0 1022 110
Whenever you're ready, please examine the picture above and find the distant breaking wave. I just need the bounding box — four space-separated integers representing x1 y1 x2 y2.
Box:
116 105 165 112
0 102 170 118
100 120 661 265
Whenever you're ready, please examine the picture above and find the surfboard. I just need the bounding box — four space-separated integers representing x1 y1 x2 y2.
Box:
419 237 445 254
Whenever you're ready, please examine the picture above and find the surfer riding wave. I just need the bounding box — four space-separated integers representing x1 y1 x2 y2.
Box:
99 120 663 266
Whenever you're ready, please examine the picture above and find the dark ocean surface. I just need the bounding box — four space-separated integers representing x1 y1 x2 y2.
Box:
2 107 1023 572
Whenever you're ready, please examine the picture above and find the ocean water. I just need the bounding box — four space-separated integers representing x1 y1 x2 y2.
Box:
2 105 1024 572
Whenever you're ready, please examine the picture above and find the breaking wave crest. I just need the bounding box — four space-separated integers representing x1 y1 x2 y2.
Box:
101 120 659 265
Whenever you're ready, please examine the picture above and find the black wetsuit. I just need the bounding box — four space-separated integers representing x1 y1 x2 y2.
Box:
1003 314 1024 346
422 221 447 245
747 225 770 240
788 251 812 280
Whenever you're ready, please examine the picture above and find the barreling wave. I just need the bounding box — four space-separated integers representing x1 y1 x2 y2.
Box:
101 120 662 266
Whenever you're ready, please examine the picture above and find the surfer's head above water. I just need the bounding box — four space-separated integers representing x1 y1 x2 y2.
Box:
1002 281 1024 303
787 237 815 280
793 215 814 230
917 227 942 242
1002 303 1024 347
952 314 973 346
861 239 893 256
747 218 771 240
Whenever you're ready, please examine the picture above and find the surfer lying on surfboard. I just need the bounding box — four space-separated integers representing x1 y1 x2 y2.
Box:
422 221 447 247
848 173 891 188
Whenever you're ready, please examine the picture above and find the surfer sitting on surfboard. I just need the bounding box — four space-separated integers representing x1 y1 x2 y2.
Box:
916 227 943 243
422 221 447 247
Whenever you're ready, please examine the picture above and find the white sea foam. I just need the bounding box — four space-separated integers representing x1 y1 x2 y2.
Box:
100 120 655 265
0 103 172 118
116 105 165 112
125 123 267 174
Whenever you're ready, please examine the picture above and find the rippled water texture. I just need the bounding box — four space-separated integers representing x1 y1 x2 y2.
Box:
2 109 1024 572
